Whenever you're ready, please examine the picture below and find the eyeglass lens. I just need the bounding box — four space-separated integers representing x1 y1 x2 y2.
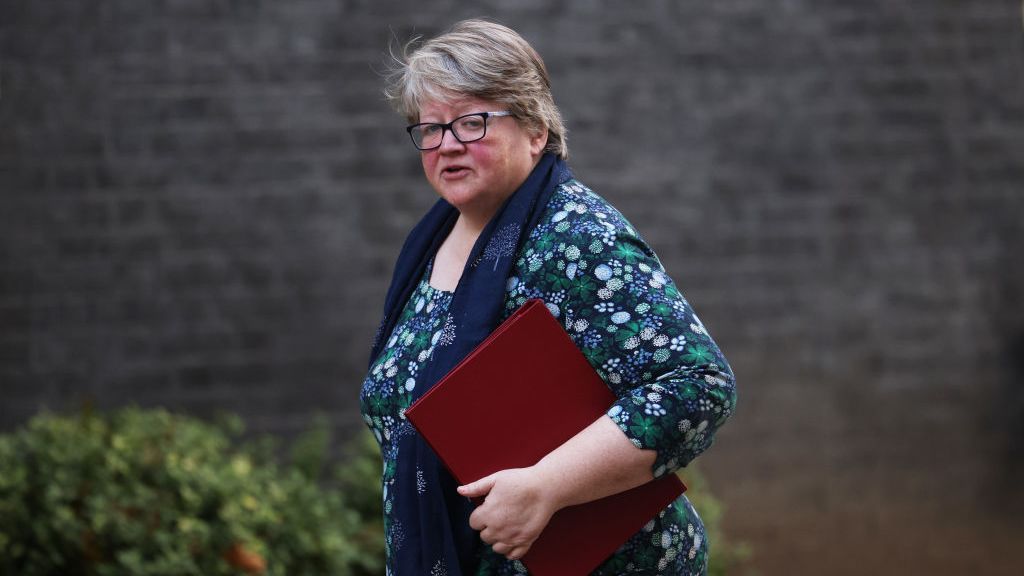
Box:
411 114 488 149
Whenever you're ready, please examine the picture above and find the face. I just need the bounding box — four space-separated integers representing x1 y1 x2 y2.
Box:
417 95 547 219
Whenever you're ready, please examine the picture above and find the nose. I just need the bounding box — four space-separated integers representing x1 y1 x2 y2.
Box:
436 127 466 153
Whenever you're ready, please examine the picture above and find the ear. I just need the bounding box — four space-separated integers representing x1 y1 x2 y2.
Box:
529 125 549 157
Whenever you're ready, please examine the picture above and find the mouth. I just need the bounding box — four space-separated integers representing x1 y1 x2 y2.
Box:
441 166 470 178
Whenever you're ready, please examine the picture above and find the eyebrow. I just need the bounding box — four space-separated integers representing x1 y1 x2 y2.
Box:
418 103 488 121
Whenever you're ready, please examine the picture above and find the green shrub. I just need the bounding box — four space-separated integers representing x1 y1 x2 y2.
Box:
0 408 383 576
0 407 747 575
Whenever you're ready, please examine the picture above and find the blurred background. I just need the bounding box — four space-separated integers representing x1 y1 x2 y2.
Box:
2 1 1023 574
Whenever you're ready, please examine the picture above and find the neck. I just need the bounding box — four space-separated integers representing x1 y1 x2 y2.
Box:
451 212 487 242
453 193 507 234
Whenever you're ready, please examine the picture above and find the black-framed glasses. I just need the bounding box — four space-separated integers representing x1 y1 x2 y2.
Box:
406 111 513 151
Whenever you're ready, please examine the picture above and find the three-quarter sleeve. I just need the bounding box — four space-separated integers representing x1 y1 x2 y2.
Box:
506 181 736 478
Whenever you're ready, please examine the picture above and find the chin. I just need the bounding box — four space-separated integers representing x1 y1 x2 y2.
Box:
442 197 482 214
435 187 482 209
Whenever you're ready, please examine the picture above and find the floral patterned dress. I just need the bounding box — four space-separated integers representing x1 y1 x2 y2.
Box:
361 179 736 575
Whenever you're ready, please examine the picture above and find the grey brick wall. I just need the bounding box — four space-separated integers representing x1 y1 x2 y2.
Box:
2 1 1022 574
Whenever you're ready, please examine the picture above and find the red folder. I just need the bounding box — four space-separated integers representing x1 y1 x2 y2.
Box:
405 299 686 576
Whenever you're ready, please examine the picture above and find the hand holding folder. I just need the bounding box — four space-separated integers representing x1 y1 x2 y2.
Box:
406 299 685 576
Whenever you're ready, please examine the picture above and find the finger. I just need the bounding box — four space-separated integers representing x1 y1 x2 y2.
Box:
507 544 530 561
458 474 497 498
491 542 512 556
469 508 488 531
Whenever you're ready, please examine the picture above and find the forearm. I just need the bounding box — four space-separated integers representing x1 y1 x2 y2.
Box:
531 414 656 511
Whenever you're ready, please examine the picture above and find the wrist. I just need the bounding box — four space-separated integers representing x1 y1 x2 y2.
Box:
530 457 574 511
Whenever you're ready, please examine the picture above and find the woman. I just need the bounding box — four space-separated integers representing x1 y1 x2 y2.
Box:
362 19 736 576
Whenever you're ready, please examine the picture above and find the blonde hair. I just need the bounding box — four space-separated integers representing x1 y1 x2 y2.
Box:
384 19 568 159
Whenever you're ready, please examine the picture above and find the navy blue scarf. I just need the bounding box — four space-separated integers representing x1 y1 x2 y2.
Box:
369 153 572 575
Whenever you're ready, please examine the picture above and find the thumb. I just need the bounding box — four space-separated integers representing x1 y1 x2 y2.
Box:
458 473 497 498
